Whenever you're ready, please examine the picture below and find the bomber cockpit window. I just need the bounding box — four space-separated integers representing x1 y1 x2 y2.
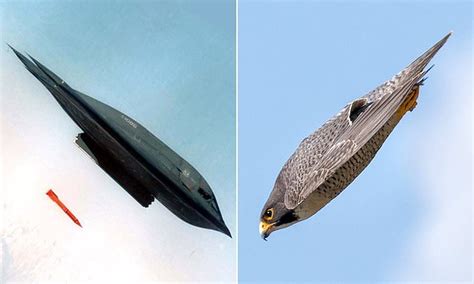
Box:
198 187 212 200
180 168 197 191
198 186 218 211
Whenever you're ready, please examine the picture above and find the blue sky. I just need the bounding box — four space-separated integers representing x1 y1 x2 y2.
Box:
238 1 472 282
1 0 235 282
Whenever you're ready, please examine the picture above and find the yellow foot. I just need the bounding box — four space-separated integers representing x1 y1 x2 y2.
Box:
397 86 420 118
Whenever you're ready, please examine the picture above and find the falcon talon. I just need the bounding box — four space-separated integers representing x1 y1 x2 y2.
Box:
259 32 451 239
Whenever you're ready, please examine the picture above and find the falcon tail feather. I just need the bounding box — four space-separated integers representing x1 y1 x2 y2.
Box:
403 32 451 80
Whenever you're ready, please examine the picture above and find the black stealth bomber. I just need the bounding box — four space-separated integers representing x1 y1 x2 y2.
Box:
10 46 231 237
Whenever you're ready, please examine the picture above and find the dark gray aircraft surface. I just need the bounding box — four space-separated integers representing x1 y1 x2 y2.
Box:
10 46 231 237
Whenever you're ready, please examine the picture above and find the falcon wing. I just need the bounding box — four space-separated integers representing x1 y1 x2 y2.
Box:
277 103 353 196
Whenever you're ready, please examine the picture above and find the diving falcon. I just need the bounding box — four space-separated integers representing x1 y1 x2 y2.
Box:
259 32 451 240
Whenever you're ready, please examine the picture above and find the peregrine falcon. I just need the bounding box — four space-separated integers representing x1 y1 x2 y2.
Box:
259 32 451 240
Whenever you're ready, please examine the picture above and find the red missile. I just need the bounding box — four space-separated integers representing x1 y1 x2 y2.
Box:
46 189 82 227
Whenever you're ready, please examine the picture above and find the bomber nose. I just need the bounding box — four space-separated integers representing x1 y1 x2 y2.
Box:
213 208 232 238
220 224 232 238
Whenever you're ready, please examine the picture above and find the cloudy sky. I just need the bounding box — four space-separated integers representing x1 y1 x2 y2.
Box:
1 1 235 282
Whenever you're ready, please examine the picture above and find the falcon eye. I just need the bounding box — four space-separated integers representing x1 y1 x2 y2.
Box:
263 208 274 220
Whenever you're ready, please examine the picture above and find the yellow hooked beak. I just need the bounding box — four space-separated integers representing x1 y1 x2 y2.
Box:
259 221 275 240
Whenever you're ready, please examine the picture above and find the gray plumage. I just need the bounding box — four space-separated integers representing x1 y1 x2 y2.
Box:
260 33 451 238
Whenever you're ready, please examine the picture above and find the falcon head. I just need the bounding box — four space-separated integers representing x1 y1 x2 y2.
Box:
259 203 299 240
259 179 300 240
